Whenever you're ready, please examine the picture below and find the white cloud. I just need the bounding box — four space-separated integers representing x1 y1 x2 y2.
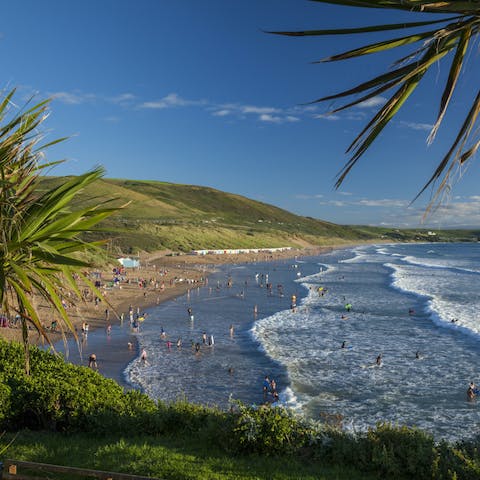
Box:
212 109 231 117
399 120 433 131
242 105 279 115
259 113 298 124
139 93 206 109
295 194 324 200
356 96 387 108
259 114 282 123
358 199 409 208
314 113 340 121
51 91 95 104
109 93 136 106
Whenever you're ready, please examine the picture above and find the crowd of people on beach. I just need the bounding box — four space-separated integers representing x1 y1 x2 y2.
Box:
84 259 479 410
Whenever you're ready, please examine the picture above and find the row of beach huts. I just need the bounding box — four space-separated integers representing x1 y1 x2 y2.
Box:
116 247 293 268
190 247 292 256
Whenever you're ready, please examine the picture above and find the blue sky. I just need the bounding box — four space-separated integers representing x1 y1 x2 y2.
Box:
2 0 479 228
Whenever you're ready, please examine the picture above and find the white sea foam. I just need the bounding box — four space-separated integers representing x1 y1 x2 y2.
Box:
251 243 480 440
125 243 480 441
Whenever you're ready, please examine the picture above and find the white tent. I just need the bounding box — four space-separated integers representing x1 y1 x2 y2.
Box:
117 257 140 268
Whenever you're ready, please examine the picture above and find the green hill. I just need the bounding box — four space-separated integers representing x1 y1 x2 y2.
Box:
38 177 479 254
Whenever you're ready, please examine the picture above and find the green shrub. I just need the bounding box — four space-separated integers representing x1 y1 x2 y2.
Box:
229 402 313 455
2 339 480 479
434 440 480 480
366 423 436 479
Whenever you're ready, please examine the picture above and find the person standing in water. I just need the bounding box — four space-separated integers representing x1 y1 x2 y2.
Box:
376 353 383 366
88 353 97 369
263 375 270 400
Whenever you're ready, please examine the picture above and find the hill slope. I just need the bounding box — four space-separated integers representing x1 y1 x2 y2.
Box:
38 177 478 254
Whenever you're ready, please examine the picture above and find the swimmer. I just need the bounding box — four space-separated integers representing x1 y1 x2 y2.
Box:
127 342 133 350
467 382 476 399
376 353 382 366
415 351 421 359
341 314 348 320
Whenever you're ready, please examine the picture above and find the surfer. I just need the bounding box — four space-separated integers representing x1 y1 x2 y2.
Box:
341 341 346 349
376 353 382 366
415 351 421 359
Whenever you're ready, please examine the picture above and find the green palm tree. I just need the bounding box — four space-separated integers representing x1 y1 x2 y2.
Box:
271 0 480 211
0 89 120 374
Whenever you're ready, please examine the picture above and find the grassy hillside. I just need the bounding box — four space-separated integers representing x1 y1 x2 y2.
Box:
38 177 376 253
39 177 479 254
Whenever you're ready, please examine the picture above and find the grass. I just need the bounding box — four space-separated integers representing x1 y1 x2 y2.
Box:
2 430 378 480
40 176 479 255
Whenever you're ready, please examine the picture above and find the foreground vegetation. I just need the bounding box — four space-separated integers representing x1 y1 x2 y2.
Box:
0 341 479 479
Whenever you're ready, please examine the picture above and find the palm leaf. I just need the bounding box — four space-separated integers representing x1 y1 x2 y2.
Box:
268 16 461 36
428 24 472 143
310 1 480 14
273 3 480 203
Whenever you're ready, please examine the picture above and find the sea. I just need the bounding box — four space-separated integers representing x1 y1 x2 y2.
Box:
79 243 480 441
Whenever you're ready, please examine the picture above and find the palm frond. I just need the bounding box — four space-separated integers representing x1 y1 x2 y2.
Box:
272 3 480 207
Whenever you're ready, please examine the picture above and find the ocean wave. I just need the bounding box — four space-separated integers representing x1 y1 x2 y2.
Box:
402 255 480 274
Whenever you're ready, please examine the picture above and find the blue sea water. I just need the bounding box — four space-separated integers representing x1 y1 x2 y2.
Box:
125 243 480 441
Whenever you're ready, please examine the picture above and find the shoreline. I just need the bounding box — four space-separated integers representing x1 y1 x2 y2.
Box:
0 245 337 385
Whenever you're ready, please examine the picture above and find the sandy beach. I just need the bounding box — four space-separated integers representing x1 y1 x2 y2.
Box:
0 246 330 386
